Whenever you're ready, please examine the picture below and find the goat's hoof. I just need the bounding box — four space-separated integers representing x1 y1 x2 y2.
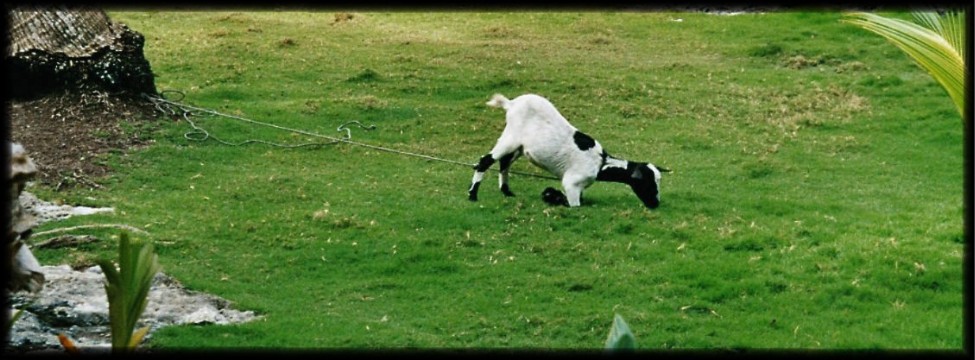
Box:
468 194 478 202
541 187 568 206
501 184 515 197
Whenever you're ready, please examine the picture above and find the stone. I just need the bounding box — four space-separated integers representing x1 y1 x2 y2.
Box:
7 265 260 352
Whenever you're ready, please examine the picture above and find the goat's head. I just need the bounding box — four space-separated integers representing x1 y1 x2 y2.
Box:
597 159 670 209
629 163 670 209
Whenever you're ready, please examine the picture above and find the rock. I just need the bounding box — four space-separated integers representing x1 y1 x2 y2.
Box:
7 142 45 293
19 191 115 227
7 265 260 353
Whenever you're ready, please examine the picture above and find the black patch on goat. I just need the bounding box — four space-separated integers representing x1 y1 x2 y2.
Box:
473 153 495 171
595 163 634 183
573 131 596 151
498 152 516 172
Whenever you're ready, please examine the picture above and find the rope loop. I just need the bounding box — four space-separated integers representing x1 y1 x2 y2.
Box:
183 128 210 142
158 89 185 102
337 121 376 139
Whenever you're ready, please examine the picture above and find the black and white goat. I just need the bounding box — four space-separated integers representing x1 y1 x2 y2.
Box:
468 93 670 208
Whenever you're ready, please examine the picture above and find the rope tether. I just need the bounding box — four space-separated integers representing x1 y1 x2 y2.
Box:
143 92 559 180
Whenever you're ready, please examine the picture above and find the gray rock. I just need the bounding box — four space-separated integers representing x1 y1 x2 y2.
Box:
7 265 260 353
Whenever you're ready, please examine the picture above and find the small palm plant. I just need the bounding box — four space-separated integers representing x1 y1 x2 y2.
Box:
98 231 160 352
842 11 968 118
59 232 160 353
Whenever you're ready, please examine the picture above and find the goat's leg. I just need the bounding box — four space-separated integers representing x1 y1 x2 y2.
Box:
561 175 593 207
469 150 519 201
470 133 520 202
498 150 521 197
563 185 583 207
469 153 495 201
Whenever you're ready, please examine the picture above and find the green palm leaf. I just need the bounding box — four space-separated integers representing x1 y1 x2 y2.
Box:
604 314 637 350
842 11 967 117
97 232 160 352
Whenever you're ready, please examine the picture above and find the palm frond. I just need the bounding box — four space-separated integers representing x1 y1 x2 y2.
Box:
604 314 637 350
913 11 967 61
842 11 967 117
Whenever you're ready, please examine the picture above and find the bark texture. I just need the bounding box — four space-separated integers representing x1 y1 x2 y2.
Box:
6 6 157 100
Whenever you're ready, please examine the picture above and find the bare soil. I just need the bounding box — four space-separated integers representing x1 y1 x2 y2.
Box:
7 91 163 190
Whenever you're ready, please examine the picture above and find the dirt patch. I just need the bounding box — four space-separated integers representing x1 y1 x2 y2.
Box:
7 91 164 190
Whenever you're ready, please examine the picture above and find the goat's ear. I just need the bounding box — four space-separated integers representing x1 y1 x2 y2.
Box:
657 166 671 173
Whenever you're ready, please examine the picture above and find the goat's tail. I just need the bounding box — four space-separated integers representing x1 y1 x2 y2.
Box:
485 93 511 110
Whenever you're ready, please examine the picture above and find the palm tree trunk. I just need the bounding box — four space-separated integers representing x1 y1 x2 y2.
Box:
6 5 157 100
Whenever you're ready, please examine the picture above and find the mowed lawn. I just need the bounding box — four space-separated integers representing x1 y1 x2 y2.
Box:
29 10 967 350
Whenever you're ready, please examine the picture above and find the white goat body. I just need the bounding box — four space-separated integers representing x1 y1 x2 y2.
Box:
468 93 668 208
487 94 602 178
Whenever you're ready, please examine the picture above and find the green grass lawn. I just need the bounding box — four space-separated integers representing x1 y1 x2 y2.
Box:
30 10 966 350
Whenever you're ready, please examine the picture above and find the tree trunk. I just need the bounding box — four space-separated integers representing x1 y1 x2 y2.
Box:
6 5 157 100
